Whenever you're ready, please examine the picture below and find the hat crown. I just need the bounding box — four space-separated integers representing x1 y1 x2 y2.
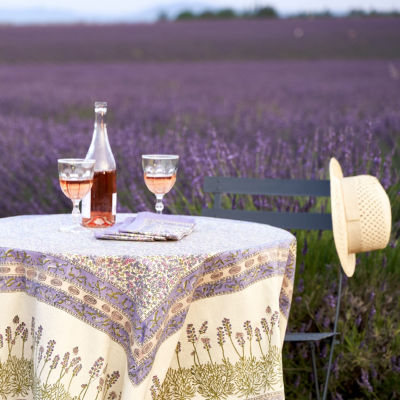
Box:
350 175 391 252
329 158 392 277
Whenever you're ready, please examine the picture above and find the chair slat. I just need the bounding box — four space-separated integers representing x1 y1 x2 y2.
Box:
285 332 339 342
204 176 330 197
202 208 332 230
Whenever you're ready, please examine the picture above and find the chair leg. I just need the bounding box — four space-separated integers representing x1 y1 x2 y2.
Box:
321 336 337 400
309 342 320 400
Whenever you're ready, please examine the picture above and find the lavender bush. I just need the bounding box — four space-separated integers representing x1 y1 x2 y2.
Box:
0 19 399 399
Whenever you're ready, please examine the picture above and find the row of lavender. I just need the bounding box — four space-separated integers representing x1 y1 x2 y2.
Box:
1 18 400 63
0 60 399 216
0 59 399 398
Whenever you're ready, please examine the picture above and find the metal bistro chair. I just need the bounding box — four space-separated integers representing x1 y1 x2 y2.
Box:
202 176 343 400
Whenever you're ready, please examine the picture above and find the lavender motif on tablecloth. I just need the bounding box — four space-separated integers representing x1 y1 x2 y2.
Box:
151 309 284 400
0 315 122 399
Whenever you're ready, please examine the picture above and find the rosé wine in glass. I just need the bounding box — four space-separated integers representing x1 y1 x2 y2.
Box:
144 173 177 195
59 179 93 200
142 155 179 214
58 158 95 232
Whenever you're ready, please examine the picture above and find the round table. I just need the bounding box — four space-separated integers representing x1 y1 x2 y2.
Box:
0 214 296 400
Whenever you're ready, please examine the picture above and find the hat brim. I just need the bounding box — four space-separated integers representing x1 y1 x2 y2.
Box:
330 158 356 277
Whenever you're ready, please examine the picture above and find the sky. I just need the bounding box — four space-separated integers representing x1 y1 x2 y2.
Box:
0 0 399 23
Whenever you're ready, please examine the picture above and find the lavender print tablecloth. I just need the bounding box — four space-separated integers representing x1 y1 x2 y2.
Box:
0 214 296 400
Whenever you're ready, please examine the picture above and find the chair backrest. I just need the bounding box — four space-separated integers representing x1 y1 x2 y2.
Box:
202 176 332 231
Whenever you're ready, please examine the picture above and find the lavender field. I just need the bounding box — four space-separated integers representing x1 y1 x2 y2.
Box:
0 18 399 399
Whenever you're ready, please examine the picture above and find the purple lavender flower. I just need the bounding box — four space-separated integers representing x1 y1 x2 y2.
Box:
109 371 120 385
186 324 197 343
324 294 336 309
391 356 400 373
302 238 308 255
97 377 105 392
5 327 11 344
222 318 232 336
369 306 376 319
201 337 211 350
235 332 245 347
295 296 302 303
261 318 269 334
271 311 279 327
61 352 70 369
243 321 253 340
22 328 28 343
297 279 304 294
217 327 225 346
199 321 208 335
68 356 81 372
255 327 262 342
45 340 56 362
16 322 26 336
175 341 181 353
72 363 82 377
358 369 373 393
50 354 60 370
36 326 43 344
89 356 105 378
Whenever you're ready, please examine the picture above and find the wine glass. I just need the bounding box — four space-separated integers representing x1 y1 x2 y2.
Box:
58 158 95 232
142 155 179 214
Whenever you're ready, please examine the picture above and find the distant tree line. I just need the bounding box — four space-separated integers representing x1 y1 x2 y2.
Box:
156 6 400 21
174 7 278 21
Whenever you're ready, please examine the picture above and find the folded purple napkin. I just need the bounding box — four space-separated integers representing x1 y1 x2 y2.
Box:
95 212 195 241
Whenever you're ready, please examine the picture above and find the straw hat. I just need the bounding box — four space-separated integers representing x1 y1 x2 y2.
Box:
329 158 391 277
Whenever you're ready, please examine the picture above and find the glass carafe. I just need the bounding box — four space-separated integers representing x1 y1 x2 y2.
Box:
82 101 117 227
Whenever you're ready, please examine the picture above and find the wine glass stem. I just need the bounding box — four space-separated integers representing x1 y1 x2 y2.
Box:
155 194 164 214
71 199 81 226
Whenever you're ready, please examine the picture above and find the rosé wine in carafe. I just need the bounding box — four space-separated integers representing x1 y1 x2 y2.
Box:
82 102 117 227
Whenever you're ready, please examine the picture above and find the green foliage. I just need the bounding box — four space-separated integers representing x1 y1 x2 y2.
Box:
349 9 400 17
176 11 195 21
215 9 236 19
198 11 216 20
254 7 278 19
175 6 278 21
234 358 264 398
192 362 235 399
0 357 33 398
174 6 400 22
